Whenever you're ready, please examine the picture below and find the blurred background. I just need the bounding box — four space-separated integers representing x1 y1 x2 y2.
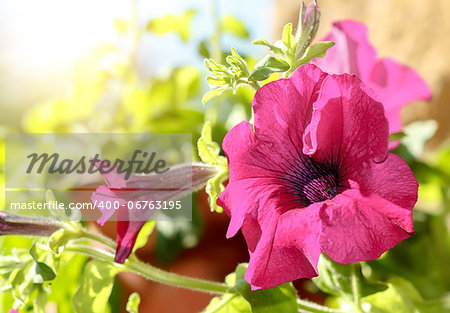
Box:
0 0 449 312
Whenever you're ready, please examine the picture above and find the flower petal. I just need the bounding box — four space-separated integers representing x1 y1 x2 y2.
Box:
302 74 389 168
319 190 412 264
245 203 322 290
115 220 145 263
348 153 417 233
219 121 312 238
312 20 377 81
369 58 432 134
253 64 327 144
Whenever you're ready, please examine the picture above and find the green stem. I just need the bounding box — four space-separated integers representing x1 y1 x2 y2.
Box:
78 228 116 250
64 244 118 264
351 263 363 312
64 239 229 295
297 299 343 313
248 79 261 91
125 255 229 294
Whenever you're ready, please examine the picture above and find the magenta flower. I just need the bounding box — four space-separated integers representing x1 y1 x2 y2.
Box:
217 64 418 290
312 20 431 135
8 309 19 313
91 162 218 263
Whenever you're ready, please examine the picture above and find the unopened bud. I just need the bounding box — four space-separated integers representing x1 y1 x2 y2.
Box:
0 211 62 236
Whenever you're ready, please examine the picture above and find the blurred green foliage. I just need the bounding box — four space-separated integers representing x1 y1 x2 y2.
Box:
0 2 450 313
0 5 253 312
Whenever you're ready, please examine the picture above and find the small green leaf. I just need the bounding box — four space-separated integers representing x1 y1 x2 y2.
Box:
202 294 251 313
221 15 249 38
197 122 227 167
296 41 335 66
29 243 56 283
33 262 56 283
132 221 155 253
227 47 249 73
33 286 47 313
250 55 290 81
282 23 296 52
197 122 228 212
73 260 119 313
207 75 228 86
202 89 225 104
252 39 283 55
126 292 141 313
232 264 298 313
146 9 197 42
389 131 407 142
312 254 353 299
205 59 229 74
313 255 386 300
205 174 226 213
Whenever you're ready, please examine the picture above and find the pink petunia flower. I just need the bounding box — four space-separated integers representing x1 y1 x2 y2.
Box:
91 162 218 263
217 64 418 290
9 309 19 313
312 20 431 135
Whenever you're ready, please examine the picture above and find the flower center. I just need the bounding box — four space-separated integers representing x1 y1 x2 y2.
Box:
287 156 340 206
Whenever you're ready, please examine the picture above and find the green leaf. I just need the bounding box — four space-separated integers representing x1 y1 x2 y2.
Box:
202 88 226 104
207 75 228 86
30 243 56 283
221 15 249 38
33 262 56 283
313 255 386 301
47 254 87 313
312 254 353 299
73 260 119 313
126 292 141 313
197 122 228 212
252 39 283 56
389 131 407 142
228 47 249 73
362 277 450 313
197 121 227 167
232 264 298 313
132 221 155 253
205 173 226 213
296 41 335 66
282 23 296 52
250 55 290 81
33 286 47 313
205 59 229 74
146 9 197 42
202 294 251 313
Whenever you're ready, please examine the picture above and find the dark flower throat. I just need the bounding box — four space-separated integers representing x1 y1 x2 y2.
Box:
287 156 341 206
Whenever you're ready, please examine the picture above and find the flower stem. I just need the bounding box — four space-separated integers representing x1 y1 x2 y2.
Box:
351 263 363 312
78 228 116 251
297 299 343 313
64 237 229 295
248 79 261 91
125 255 229 294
